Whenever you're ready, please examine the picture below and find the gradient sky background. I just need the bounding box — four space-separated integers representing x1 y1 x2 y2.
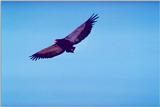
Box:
2 1 159 106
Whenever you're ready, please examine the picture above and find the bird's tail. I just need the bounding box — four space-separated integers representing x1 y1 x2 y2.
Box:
66 47 76 53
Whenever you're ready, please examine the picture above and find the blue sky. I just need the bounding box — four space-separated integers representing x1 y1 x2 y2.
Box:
2 1 159 106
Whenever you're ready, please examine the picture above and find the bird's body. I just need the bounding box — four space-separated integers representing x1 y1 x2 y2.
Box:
30 14 99 61
55 39 75 53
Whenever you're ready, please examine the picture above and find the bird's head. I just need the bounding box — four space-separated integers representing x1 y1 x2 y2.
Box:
54 39 61 43
54 39 65 43
54 39 58 43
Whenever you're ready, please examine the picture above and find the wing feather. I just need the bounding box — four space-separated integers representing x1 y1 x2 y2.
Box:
30 44 65 61
65 14 99 44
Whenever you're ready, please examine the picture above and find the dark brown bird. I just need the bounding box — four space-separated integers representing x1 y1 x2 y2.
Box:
30 14 99 61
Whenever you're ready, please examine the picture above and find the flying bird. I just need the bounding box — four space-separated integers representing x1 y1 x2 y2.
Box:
30 14 99 61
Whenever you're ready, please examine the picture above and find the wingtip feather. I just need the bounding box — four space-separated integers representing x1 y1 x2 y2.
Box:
88 13 99 24
30 54 40 61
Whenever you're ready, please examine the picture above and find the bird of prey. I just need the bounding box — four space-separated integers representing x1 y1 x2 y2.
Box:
30 14 99 61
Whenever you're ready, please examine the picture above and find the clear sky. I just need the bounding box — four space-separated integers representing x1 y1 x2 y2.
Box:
2 1 159 106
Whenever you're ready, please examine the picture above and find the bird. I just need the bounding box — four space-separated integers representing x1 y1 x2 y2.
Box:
30 13 99 61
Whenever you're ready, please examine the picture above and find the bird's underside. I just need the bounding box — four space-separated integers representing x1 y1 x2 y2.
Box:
30 13 99 61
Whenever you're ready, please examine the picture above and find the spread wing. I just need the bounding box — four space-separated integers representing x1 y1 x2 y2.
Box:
65 14 99 44
30 44 65 61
